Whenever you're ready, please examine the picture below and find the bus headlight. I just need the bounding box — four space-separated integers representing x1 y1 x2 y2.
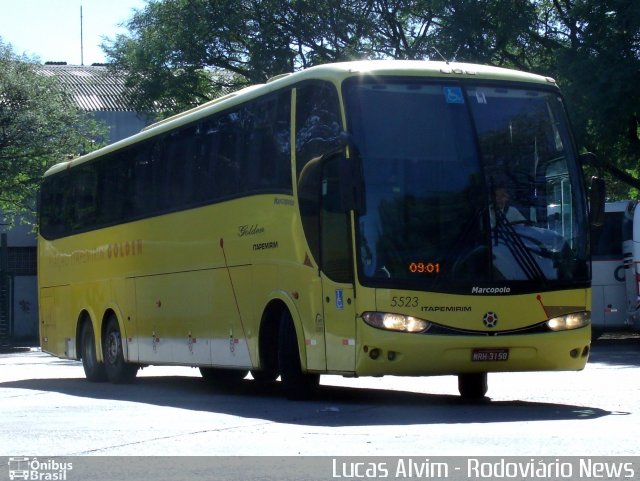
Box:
362 312 430 333
546 311 590 331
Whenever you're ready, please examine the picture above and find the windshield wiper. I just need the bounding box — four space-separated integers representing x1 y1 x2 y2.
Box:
494 208 547 281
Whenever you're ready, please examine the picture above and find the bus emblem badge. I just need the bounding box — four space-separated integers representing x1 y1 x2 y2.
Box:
483 311 498 328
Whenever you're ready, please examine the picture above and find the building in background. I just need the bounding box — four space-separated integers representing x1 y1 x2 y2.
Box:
0 63 151 347
37 62 152 144
0 220 38 348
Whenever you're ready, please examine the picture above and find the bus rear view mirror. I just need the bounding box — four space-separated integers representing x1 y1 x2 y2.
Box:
339 155 365 214
579 151 601 168
590 176 605 227
333 132 365 214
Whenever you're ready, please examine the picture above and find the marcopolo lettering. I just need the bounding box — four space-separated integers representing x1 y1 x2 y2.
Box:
472 286 511 294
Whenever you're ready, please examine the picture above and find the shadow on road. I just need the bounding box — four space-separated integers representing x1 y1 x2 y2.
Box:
0 374 613 427
588 334 640 367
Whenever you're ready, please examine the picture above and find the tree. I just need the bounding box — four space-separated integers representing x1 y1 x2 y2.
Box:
531 0 640 198
103 0 376 114
0 40 105 221
104 0 639 197
103 0 537 114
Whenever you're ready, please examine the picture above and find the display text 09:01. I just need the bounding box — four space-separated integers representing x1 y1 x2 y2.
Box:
408 262 441 274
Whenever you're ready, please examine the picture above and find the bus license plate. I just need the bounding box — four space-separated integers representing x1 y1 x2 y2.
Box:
471 348 509 362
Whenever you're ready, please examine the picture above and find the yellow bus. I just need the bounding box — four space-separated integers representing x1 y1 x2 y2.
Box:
38 60 592 400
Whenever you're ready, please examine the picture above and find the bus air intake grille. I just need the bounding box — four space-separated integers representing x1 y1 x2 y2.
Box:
424 322 551 336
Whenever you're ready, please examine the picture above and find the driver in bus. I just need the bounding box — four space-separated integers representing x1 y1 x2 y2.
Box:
490 185 526 227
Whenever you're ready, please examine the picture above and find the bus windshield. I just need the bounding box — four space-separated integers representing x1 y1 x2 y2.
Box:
343 77 589 293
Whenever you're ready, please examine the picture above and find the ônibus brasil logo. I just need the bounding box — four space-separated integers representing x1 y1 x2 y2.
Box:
8 457 73 481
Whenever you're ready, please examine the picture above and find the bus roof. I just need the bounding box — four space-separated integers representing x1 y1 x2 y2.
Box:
44 60 557 177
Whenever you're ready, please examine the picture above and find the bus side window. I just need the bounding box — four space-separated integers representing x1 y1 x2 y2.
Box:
295 82 342 179
73 166 98 230
295 81 345 273
131 144 155 217
273 90 293 191
160 128 192 209
97 153 131 225
214 111 243 198
193 121 219 203
321 156 354 283
40 173 72 238
245 90 292 192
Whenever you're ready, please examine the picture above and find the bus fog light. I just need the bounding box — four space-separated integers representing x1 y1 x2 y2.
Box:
362 312 429 333
547 311 590 331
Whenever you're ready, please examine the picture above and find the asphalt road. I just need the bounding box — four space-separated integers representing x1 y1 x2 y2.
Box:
1 334 639 457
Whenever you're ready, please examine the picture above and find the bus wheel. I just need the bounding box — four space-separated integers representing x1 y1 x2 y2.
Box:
80 320 107 382
200 367 248 386
103 315 138 383
458 373 488 400
278 310 319 400
253 315 280 384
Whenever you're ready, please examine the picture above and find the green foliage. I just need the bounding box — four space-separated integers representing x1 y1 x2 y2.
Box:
102 0 539 113
0 41 106 220
528 0 640 199
103 0 640 197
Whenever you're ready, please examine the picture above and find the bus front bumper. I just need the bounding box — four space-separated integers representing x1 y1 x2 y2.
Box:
354 322 591 377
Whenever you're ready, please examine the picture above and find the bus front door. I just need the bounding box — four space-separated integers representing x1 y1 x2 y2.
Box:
319 158 357 373
322 276 356 373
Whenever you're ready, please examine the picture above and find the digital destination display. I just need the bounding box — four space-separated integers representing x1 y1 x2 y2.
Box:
408 262 441 274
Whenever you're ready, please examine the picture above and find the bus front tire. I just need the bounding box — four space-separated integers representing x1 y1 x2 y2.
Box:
103 315 138 383
278 310 319 400
458 372 488 400
80 320 107 382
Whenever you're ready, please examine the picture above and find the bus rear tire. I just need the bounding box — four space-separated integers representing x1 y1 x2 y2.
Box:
103 315 138 383
80 320 107 382
278 310 319 400
458 373 488 400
